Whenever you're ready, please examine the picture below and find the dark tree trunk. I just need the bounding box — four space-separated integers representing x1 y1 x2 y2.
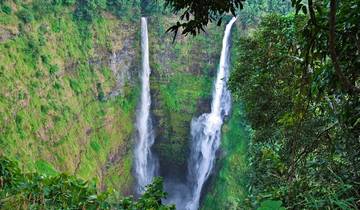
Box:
328 0 359 94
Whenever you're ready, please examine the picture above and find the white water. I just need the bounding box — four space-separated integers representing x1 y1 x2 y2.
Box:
185 17 237 210
134 17 158 193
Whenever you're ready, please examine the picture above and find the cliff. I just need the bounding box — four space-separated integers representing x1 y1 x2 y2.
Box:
0 0 224 195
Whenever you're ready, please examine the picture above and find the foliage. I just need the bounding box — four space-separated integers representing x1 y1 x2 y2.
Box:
164 0 245 37
0 0 139 195
236 0 291 29
58 0 77 6
163 0 292 37
74 0 107 22
73 0 140 22
148 11 223 179
294 0 360 95
0 156 174 210
1 4 11 14
140 0 166 16
229 11 359 209
257 200 285 210
17 9 34 23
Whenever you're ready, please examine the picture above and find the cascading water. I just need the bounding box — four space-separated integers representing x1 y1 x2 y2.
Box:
134 17 158 193
185 17 237 210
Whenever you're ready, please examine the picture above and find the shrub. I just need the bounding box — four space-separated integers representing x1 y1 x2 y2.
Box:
38 35 46 46
53 0 76 6
35 70 44 78
74 0 107 22
17 9 34 23
31 0 53 19
40 105 49 114
69 79 82 94
18 22 25 34
1 4 12 14
49 64 60 75
38 24 48 34
15 114 23 125
41 54 50 64
0 156 175 209
25 38 40 60
0 66 4 77
96 82 105 101
53 82 62 90
62 0 76 6
90 139 101 152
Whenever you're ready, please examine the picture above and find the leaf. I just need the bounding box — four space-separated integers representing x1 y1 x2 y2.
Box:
353 118 360 127
302 5 308 14
258 200 286 210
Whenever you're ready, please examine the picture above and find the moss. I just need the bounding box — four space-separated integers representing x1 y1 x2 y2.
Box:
90 138 101 153
148 14 224 177
0 2 139 194
35 159 58 176
104 153 134 196
158 73 212 113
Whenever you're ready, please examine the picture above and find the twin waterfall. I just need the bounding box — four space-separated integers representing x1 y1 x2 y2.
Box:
134 17 237 209
134 17 158 193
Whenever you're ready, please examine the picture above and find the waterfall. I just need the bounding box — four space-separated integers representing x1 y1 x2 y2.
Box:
134 17 158 193
185 17 237 210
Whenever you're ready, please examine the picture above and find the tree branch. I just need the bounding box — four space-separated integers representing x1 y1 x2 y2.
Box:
308 0 316 25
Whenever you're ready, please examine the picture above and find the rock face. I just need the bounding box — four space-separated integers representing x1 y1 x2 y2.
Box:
88 25 139 193
0 26 18 43
0 4 140 194
90 36 138 99
107 47 133 98
147 16 223 181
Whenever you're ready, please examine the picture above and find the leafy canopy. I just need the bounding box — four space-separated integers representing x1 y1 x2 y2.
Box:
164 0 245 37
0 156 175 210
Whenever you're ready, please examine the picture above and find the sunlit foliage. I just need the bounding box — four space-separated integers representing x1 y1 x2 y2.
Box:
0 156 175 209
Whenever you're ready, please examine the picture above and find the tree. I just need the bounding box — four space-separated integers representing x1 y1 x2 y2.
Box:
164 0 245 36
229 11 359 210
164 0 360 97
164 0 289 36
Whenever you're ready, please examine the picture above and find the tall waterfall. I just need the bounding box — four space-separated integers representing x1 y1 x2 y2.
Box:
185 17 237 210
134 17 158 193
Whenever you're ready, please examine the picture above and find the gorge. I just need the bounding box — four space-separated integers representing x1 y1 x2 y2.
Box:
0 2 230 206
1 0 359 209
133 17 237 209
